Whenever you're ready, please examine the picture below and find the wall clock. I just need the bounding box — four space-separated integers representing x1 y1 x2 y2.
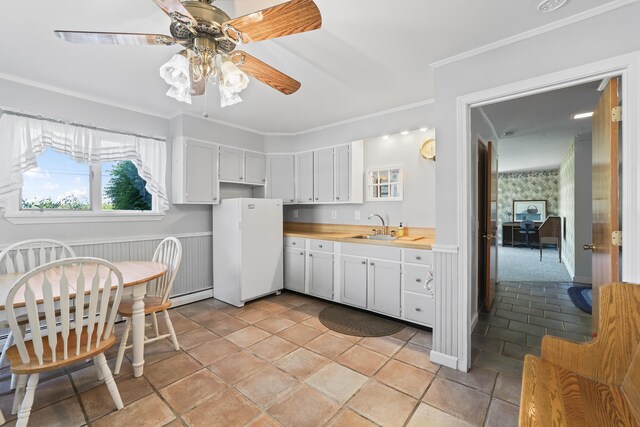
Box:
420 138 436 160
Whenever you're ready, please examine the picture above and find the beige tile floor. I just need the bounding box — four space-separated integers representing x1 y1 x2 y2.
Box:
0 291 523 426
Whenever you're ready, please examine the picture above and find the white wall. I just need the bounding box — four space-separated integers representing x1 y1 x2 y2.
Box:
558 143 576 277
269 103 437 227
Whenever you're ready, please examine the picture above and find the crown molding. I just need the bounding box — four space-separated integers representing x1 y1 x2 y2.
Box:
430 0 640 69
0 72 173 120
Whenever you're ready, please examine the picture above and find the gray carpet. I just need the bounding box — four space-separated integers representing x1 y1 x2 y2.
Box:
498 246 572 282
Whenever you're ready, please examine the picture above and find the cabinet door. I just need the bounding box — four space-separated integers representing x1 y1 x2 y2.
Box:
340 255 367 308
296 152 314 203
335 144 350 202
245 152 266 184
219 146 244 182
267 155 295 203
185 140 218 203
284 247 306 292
314 148 334 202
308 251 334 299
368 260 401 317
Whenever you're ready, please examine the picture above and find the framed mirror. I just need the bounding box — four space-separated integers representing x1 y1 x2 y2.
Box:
367 167 403 201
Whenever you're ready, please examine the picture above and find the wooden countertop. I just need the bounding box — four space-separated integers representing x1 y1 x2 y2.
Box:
283 223 435 250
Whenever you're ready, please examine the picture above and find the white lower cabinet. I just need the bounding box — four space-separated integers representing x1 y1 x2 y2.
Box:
308 251 334 299
283 238 434 327
284 247 306 293
340 255 368 308
368 260 401 317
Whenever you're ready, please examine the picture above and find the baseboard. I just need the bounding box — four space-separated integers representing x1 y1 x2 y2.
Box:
470 311 479 332
430 350 458 369
172 288 214 307
572 275 592 285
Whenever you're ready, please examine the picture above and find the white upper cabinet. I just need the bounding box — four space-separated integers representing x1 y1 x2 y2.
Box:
219 146 244 182
172 138 219 204
244 152 266 184
296 151 314 203
335 144 350 202
267 154 295 203
314 148 334 203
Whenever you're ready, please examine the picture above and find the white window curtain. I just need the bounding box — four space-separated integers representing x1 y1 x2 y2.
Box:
0 113 169 212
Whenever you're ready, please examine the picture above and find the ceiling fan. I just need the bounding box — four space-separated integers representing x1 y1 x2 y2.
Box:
55 0 322 107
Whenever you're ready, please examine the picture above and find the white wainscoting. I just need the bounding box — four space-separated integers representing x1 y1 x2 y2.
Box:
69 232 213 301
430 245 465 371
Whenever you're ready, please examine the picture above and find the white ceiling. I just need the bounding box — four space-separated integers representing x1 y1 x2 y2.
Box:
480 81 602 173
0 0 626 133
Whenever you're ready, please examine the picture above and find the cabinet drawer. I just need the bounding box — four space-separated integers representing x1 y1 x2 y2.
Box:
404 292 434 326
342 243 401 261
403 264 433 295
284 237 306 248
309 240 333 252
403 249 433 265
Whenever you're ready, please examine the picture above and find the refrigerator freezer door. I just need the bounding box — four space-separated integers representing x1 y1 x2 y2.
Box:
239 199 284 301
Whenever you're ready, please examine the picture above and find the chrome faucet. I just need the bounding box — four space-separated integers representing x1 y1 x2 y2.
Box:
368 213 387 235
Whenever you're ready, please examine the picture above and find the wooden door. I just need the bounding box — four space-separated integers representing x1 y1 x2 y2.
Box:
340 255 368 308
314 148 335 202
296 152 314 203
267 155 295 203
367 260 401 317
284 247 305 292
335 145 351 202
244 152 266 184
185 140 218 203
591 77 620 332
308 251 334 299
219 146 244 182
485 141 498 310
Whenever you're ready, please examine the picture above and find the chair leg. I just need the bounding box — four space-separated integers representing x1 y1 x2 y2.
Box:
12 374 27 415
0 331 14 369
114 318 131 375
163 310 180 351
15 373 39 427
94 353 123 410
152 312 160 338
96 363 104 381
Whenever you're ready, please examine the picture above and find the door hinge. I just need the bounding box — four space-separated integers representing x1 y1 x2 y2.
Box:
612 230 622 246
612 106 622 122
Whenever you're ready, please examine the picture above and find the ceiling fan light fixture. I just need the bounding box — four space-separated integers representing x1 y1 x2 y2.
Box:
219 84 243 108
160 54 192 104
220 60 249 93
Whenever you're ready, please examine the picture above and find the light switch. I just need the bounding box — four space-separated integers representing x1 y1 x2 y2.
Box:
354 210 361 220
331 210 337 220
293 209 299 218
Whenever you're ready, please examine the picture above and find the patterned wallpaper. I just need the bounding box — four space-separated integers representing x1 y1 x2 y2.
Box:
558 144 575 277
497 170 559 244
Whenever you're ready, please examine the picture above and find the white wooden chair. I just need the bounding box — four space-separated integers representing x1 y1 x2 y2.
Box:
5 257 124 427
0 240 76 373
114 237 182 374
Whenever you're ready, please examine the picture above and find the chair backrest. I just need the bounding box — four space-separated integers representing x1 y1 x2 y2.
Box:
148 237 182 303
539 216 561 239
520 220 534 230
6 257 124 366
0 239 76 275
622 343 640 420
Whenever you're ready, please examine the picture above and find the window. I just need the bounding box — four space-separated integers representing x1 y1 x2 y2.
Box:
367 167 403 201
21 148 153 213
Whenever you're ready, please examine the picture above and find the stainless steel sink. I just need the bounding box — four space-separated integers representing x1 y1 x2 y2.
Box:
354 235 398 241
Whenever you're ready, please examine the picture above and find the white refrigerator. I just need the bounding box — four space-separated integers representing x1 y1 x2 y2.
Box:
213 198 284 307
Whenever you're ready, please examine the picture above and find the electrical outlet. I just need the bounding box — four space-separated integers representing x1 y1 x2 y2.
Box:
354 210 361 220
293 209 299 218
331 210 337 220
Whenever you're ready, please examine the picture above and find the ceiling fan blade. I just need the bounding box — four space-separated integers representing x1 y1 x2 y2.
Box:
55 31 176 46
152 0 198 26
231 51 301 95
224 0 321 44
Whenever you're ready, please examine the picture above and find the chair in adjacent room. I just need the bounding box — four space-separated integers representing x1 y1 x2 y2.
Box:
0 239 76 373
5 257 125 427
538 216 562 262
519 219 536 248
114 237 182 374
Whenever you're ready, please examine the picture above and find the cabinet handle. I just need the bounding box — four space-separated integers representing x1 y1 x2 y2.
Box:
370 262 375 266
212 197 217 201
308 198 312 201
361 261 366 264
292 242 296 245
319 244 323 248
309 253 313 257
336 196 340 200
415 307 422 312
262 179 266 182
415 278 421 283
416 256 422 260
315 197 319 200
300 252 304 255
239 177 243 180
